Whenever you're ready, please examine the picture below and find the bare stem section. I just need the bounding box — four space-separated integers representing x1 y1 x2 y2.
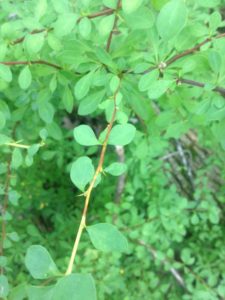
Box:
65 86 120 275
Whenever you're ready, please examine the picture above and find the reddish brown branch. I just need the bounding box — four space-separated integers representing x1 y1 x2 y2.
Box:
178 78 225 96
166 33 225 67
0 156 12 273
106 0 121 52
77 8 116 23
11 6 121 45
11 29 50 45
0 60 62 70
142 33 225 75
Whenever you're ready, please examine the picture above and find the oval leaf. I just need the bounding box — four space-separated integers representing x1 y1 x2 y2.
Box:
74 73 93 100
122 0 143 14
108 124 136 146
148 80 172 99
104 162 127 176
70 156 94 191
157 0 188 41
25 245 58 279
74 125 100 146
52 274 96 300
87 223 129 252
0 275 9 298
18 66 32 90
0 64 12 82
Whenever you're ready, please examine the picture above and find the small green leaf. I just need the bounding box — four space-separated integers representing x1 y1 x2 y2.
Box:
122 0 143 14
104 162 127 176
79 17 92 39
138 70 159 92
0 112 6 129
108 124 136 146
99 15 115 36
78 90 105 116
38 102 54 124
63 86 74 113
74 125 100 146
87 223 129 252
110 75 120 93
18 66 32 90
11 148 23 169
24 34 45 55
0 64 12 82
35 0 47 20
54 14 77 37
0 256 7 268
27 285 54 300
147 80 172 99
70 156 94 191
74 73 93 100
0 275 9 298
208 51 222 74
25 245 58 279
28 144 40 157
7 231 20 242
157 0 188 40
52 274 96 300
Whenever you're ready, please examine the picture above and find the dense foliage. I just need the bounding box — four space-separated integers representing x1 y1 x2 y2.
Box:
0 0 225 299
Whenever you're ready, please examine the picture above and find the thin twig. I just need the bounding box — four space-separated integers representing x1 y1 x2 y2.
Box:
0 60 62 70
166 33 225 67
137 240 186 289
11 7 120 45
178 78 225 96
11 28 51 45
142 33 225 75
65 83 121 275
77 8 116 23
0 157 12 274
106 0 121 52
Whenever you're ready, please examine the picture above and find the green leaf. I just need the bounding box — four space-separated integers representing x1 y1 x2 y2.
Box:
110 75 120 93
0 256 7 268
138 70 159 92
208 51 222 74
0 111 6 129
24 34 44 55
104 162 127 176
70 156 94 191
108 124 136 146
38 102 54 124
63 86 74 113
87 223 129 252
99 15 115 36
26 285 54 300
122 0 143 14
35 0 47 20
54 14 77 37
11 148 23 169
52 274 96 300
0 64 12 82
18 66 32 90
25 245 59 279
74 73 93 100
103 0 117 8
148 80 172 99
51 0 69 13
157 0 188 40
78 90 105 116
79 17 92 39
124 7 155 29
0 275 9 298
152 0 169 10
74 125 100 146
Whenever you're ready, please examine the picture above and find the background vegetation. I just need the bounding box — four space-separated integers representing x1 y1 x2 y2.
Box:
0 0 225 299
